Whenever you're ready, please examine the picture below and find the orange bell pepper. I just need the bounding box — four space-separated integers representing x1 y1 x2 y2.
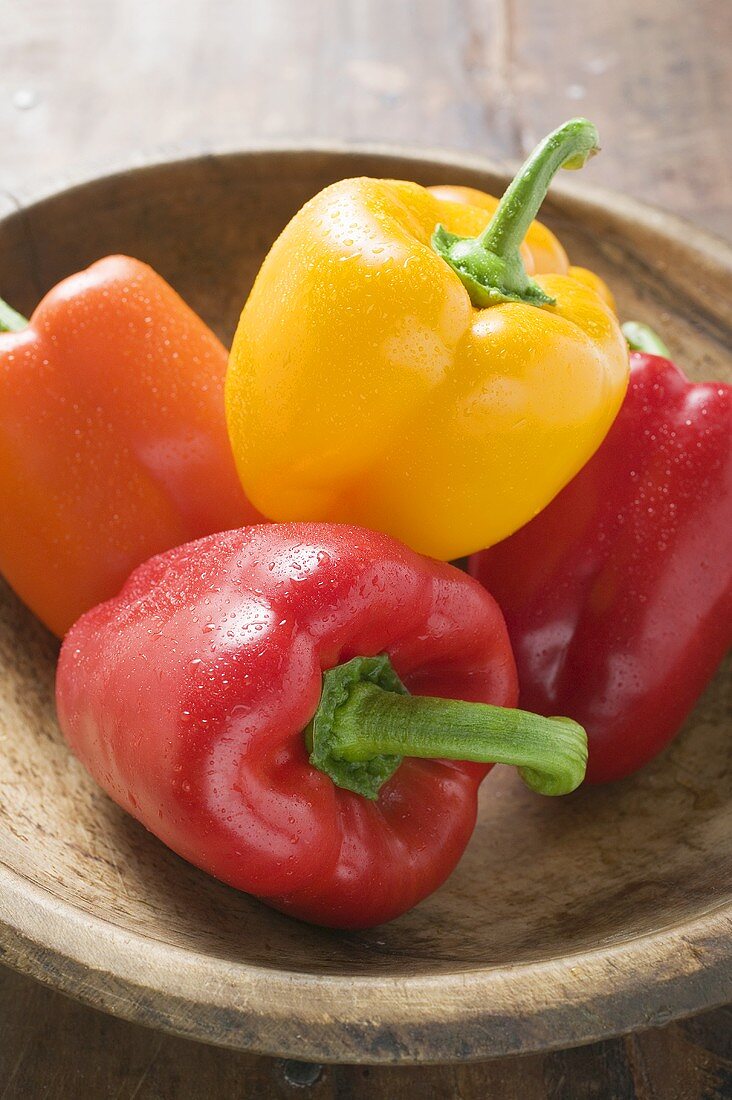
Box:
0 255 260 636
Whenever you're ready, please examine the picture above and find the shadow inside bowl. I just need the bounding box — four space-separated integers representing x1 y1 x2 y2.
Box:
1 574 729 980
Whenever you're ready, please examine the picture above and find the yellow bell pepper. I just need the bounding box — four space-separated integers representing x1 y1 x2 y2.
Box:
226 119 628 560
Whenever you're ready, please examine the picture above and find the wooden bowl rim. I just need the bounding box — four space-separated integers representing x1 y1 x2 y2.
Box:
0 143 730 1064
3 138 732 267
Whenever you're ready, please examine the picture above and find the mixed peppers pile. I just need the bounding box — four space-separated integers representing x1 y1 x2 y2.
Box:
2 119 730 929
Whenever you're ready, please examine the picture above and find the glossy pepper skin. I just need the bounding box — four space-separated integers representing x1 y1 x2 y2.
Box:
0 256 259 636
56 523 586 929
226 119 628 560
470 351 732 783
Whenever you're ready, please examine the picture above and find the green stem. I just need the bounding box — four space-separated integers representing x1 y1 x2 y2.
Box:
622 321 671 358
0 296 28 333
307 655 587 800
432 118 600 308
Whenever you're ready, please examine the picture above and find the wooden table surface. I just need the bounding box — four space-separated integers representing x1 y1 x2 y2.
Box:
0 1 730 1096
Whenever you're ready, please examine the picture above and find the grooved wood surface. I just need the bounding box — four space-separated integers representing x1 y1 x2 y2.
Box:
0 1 730 1096
1 0 730 240
1 966 730 1099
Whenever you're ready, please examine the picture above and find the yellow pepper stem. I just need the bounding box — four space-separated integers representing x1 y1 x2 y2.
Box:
432 118 600 308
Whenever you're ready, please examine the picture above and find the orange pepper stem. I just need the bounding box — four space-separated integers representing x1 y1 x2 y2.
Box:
0 296 28 333
305 654 588 800
432 118 600 309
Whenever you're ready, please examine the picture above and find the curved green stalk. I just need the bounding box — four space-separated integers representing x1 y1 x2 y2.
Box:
307 655 587 800
432 118 600 308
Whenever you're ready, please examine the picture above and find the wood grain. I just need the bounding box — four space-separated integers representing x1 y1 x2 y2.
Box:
0 0 730 238
1 967 731 1099
0 1 730 1096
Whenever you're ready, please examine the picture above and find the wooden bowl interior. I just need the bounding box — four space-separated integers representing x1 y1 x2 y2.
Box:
0 150 729 1061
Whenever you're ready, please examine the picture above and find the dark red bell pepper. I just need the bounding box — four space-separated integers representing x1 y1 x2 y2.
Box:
56 523 586 928
470 335 732 783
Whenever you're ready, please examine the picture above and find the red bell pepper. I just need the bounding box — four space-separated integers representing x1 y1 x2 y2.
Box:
470 332 732 783
56 523 586 928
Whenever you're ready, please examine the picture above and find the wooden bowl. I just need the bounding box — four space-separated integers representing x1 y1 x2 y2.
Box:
0 147 730 1065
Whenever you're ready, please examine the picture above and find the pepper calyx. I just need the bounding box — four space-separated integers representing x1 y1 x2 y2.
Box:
306 655 406 799
432 225 556 308
307 653 588 801
432 117 599 309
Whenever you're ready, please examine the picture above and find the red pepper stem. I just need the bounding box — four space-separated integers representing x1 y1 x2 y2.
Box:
307 655 587 800
0 296 28 333
622 321 671 358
